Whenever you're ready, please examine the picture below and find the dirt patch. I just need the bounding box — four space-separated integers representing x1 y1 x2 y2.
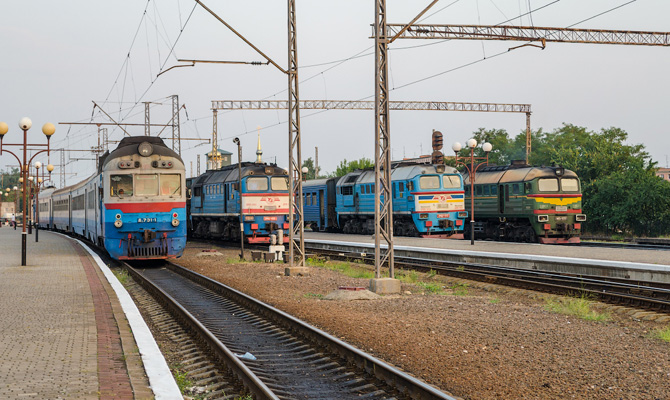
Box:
177 244 670 400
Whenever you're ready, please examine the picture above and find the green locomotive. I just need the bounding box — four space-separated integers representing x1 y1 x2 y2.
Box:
462 161 586 243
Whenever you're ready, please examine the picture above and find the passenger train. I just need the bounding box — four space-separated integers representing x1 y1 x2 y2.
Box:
37 136 187 260
302 163 468 238
463 161 586 243
186 162 290 243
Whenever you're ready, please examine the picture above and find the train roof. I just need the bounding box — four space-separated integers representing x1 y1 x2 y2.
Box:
303 178 333 188
336 164 459 186
99 136 182 172
190 162 287 186
463 163 578 185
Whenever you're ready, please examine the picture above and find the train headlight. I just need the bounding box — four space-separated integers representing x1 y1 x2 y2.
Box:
138 142 154 157
458 211 468 218
171 219 180 227
114 219 123 228
244 216 255 221
576 214 587 222
115 214 122 220
419 213 428 220
537 215 549 222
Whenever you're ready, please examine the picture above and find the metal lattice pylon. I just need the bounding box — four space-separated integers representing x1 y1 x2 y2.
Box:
374 0 394 278
287 0 305 267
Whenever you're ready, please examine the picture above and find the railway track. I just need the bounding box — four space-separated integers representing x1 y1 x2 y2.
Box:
123 260 457 400
305 244 670 313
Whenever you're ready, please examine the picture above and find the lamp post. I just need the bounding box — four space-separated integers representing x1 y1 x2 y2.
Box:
233 137 244 260
301 166 308 181
13 186 18 230
0 118 55 266
452 139 492 245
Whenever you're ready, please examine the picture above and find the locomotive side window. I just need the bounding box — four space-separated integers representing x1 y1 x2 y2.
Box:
110 174 133 197
160 174 181 196
475 186 482 196
247 177 269 191
419 176 440 189
538 178 559 192
442 175 461 189
491 185 497 195
512 184 520 194
136 174 158 196
271 177 288 191
561 178 579 192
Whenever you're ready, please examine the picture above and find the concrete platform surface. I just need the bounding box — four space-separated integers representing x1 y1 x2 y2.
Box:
0 227 178 399
305 232 670 266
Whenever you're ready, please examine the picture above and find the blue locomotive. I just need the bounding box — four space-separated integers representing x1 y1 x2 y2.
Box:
37 136 187 260
187 162 290 244
302 163 468 238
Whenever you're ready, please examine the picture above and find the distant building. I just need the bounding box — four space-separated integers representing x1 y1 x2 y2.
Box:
0 202 15 220
206 148 233 170
656 167 670 182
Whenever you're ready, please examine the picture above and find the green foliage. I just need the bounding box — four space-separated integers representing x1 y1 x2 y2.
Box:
302 157 327 180
304 292 324 299
417 281 444 294
112 268 130 285
333 157 374 177
172 368 193 394
396 269 420 283
544 293 611 322
1 168 21 202
450 282 469 296
651 325 670 343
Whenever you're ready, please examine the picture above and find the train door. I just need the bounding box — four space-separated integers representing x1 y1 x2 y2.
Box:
319 190 325 229
68 194 72 232
498 184 505 214
224 184 228 212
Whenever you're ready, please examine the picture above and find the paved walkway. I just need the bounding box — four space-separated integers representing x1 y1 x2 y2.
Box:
0 227 155 399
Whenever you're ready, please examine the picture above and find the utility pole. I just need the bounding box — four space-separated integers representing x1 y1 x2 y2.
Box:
197 154 201 176
60 149 65 188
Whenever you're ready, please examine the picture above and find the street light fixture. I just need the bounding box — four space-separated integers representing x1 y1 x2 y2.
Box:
452 139 493 245
0 117 55 265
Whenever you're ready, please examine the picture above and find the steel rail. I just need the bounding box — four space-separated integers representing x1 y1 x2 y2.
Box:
164 260 458 400
122 262 279 400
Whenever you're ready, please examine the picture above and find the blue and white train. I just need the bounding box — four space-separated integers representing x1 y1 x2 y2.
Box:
37 136 187 260
302 163 468 238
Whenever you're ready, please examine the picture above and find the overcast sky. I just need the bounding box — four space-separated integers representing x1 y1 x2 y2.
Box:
1 0 668 186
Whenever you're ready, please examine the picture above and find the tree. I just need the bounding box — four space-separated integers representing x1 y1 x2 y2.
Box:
302 157 317 180
333 158 374 177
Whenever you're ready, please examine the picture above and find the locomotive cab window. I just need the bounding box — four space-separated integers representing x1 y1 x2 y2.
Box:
160 174 181 196
538 178 559 192
271 177 288 191
442 175 461 189
110 174 133 197
247 177 269 191
136 174 158 196
419 176 440 189
561 178 579 192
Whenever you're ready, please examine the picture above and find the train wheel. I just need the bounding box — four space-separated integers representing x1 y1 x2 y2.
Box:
524 226 537 243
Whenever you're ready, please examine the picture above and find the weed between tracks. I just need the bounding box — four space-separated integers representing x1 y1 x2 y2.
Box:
307 258 375 279
543 293 611 322
111 268 130 285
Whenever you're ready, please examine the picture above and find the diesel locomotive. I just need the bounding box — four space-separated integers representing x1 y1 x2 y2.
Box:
37 136 187 259
187 162 290 243
302 163 468 238
463 161 586 243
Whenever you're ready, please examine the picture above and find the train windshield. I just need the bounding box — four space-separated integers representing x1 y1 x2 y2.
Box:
136 174 159 196
419 176 440 189
561 178 579 192
160 174 181 196
271 177 288 191
442 175 461 189
110 174 133 197
247 177 269 191
538 178 559 192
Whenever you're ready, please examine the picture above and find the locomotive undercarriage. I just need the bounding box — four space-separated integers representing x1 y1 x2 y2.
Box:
469 217 579 243
192 217 241 241
340 215 420 237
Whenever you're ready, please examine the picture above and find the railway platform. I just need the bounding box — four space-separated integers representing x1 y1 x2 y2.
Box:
0 227 180 399
305 232 670 283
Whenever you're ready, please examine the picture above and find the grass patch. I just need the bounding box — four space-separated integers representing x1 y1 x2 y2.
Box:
306 257 326 267
650 325 670 342
489 297 500 304
417 281 444 294
304 293 323 299
451 282 470 296
544 294 611 322
112 268 130 285
171 367 192 394
426 269 437 278
314 260 375 279
396 269 421 284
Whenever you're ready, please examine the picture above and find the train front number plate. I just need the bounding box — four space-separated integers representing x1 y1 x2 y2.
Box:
137 217 157 223
556 206 568 212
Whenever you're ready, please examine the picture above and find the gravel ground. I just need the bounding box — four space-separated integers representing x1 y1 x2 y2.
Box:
176 243 670 400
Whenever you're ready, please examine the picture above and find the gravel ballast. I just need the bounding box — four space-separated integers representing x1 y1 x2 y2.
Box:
176 244 670 400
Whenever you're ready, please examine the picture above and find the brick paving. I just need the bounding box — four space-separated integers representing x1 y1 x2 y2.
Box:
0 228 152 399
